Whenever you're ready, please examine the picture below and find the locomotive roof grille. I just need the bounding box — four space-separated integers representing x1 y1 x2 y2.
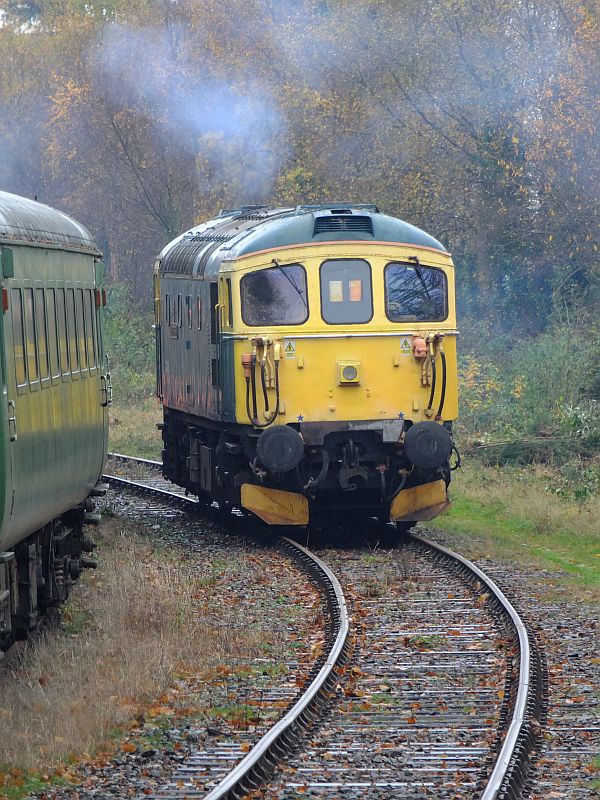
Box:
157 202 449 273
313 215 374 236
161 238 209 274
218 205 269 217
188 233 231 243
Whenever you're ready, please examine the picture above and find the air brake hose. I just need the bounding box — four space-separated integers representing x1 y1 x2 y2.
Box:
250 353 258 423
269 360 280 421
302 449 330 491
427 357 437 412
261 361 269 412
436 352 447 420
250 363 280 428
245 377 253 425
389 471 408 502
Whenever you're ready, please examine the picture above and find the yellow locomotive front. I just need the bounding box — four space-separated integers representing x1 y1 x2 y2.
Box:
220 215 458 526
157 204 458 529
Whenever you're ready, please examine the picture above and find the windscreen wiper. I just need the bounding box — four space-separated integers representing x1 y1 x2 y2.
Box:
409 255 432 302
272 259 308 309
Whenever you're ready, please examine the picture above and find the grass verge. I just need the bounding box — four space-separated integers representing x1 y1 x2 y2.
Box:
429 462 600 602
109 398 162 459
0 519 322 800
0 521 262 784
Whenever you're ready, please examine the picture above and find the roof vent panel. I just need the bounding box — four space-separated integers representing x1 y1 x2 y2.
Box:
313 215 374 237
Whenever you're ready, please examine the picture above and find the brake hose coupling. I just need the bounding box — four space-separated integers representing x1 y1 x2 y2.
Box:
241 353 252 379
412 336 427 359
424 331 445 357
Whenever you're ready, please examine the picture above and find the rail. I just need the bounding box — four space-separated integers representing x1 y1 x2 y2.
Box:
103 454 543 799
203 537 350 799
413 533 545 800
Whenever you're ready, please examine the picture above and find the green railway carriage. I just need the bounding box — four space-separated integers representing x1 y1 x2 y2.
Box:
0 191 109 651
156 204 459 530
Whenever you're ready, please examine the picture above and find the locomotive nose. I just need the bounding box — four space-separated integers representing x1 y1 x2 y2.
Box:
403 421 453 470
257 425 305 473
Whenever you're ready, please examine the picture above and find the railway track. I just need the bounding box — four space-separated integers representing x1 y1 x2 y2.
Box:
103 453 545 799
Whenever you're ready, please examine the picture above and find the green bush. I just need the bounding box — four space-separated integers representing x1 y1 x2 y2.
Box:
457 322 600 489
104 286 155 402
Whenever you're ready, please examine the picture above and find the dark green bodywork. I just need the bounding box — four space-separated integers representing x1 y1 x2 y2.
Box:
232 211 445 257
0 191 107 551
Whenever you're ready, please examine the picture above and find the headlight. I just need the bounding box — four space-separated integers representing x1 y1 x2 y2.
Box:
337 360 361 385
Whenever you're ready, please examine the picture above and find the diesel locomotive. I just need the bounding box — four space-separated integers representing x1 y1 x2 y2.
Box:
0 191 110 654
155 203 458 529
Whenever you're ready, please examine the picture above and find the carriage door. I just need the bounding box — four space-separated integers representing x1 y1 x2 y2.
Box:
95 262 111 454
0 308 12 522
0 248 14 528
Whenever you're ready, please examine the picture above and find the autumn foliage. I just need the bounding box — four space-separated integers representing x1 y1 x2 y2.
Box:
0 0 597 327
1 1 599 474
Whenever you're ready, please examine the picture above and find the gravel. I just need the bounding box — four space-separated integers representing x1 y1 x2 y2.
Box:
423 527 600 799
23 494 599 800
25 488 325 800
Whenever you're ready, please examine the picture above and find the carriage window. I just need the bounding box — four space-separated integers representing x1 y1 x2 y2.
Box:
11 289 26 386
84 290 96 368
76 289 87 371
35 288 49 381
46 289 60 378
240 264 308 326
384 262 447 322
196 296 202 330
66 289 78 372
164 293 170 324
320 259 372 324
24 288 38 383
186 295 193 328
91 291 100 367
56 289 69 374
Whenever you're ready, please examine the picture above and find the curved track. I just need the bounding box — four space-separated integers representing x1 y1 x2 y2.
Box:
104 453 545 799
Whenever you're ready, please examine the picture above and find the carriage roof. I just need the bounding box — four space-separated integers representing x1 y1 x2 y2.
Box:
0 191 100 256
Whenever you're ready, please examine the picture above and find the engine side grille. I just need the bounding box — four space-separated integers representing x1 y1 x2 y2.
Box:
161 238 206 274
